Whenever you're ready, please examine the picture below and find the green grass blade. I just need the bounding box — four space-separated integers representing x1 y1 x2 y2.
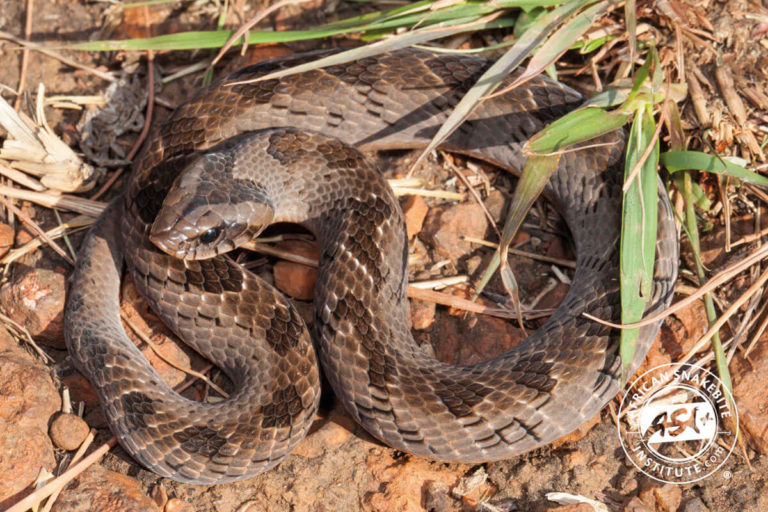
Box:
662 150 768 187
620 104 659 384
242 14 517 83
511 0 610 86
674 171 734 396
65 29 345 51
473 154 561 298
525 106 628 154
409 0 589 171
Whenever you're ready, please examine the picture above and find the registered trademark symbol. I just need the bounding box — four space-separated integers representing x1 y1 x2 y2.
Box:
722 471 732 479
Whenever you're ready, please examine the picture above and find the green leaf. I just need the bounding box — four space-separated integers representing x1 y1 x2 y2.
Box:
662 151 768 187
525 106 629 154
620 104 659 383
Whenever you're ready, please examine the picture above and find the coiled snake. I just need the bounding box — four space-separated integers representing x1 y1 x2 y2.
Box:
64 49 679 484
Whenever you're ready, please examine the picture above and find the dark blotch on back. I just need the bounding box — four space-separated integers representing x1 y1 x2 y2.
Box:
433 379 494 418
120 391 158 429
333 292 398 391
265 304 304 356
173 425 229 458
184 258 243 294
261 384 304 429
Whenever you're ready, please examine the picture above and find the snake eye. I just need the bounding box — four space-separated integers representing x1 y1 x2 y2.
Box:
199 227 221 245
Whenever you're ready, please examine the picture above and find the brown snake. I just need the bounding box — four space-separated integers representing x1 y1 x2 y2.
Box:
64 49 679 484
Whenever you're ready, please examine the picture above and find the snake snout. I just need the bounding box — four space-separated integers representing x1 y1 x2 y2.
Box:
149 216 200 259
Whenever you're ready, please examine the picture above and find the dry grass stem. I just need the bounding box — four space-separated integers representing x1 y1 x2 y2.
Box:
244 242 318 268
584 242 768 329
0 84 96 193
0 310 51 362
1 215 92 266
409 275 469 290
0 30 116 83
463 235 576 268
5 438 117 512
678 266 768 365
39 430 96 512
407 286 518 320
0 195 73 265
0 185 105 216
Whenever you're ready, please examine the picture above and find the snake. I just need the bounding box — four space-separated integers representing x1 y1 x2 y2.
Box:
64 48 679 484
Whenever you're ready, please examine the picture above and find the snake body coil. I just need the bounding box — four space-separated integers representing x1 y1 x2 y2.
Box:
64 49 678 484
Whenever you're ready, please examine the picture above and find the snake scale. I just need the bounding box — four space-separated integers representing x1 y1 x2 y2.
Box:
64 48 679 484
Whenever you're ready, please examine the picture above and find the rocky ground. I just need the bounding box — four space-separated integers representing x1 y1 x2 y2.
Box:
0 0 767 511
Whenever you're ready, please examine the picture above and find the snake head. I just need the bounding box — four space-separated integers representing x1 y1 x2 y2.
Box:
149 152 275 260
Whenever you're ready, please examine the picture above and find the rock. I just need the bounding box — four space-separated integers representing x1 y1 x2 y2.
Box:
0 419 56 509
51 465 160 512
545 237 572 261
0 222 13 259
422 202 489 262
546 504 594 512
164 497 194 512
273 240 319 300
666 299 709 356
402 195 429 238
733 338 768 454
681 497 710 512
362 451 470 512
638 483 682 512
49 413 90 451
0 335 60 430
484 189 507 223
409 299 436 330
537 282 570 311
563 450 587 470
423 481 454 512
0 265 67 348
551 412 601 448
292 406 354 458
433 311 525 365
623 497 653 512
0 327 59 507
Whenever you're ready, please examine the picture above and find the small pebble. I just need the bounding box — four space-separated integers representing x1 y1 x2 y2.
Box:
165 498 193 512
0 223 13 259
49 413 90 451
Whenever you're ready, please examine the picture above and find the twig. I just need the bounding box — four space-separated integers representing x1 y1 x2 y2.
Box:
463 235 576 268
40 430 96 512
0 30 115 82
584 242 768 329
243 242 318 267
5 438 117 512
678 265 768 365
1 216 91 267
0 195 73 265
209 0 317 69
446 158 500 238
13 0 34 111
